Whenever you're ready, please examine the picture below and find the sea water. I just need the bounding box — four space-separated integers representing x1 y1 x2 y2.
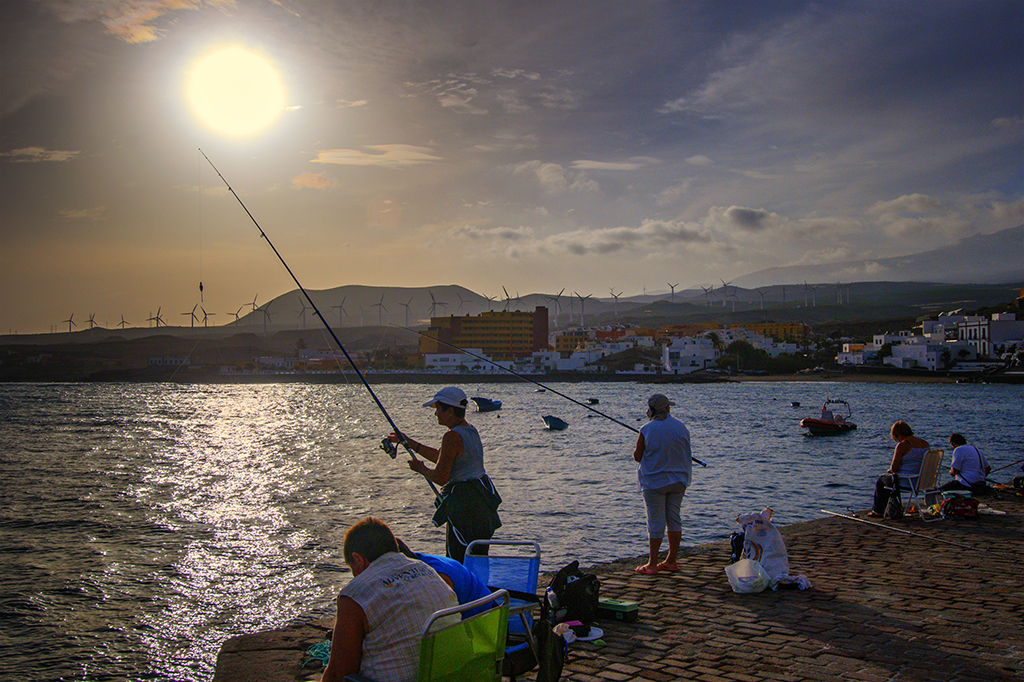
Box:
1 380 1020 681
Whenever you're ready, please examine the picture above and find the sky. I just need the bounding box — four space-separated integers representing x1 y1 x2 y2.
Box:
1 0 1022 335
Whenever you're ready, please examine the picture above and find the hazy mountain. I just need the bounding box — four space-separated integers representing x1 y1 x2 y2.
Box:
733 224 1023 288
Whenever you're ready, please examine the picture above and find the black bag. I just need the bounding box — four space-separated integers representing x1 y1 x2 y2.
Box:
885 475 904 520
501 590 565 682
548 560 600 626
729 531 745 562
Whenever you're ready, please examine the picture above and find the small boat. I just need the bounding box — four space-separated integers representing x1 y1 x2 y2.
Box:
542 415 568 431
471 397 502 413
800 398 857 436
791 401 801 407
586 398 599 405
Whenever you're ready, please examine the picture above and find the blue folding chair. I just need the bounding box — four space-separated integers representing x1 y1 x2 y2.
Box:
463 540 542 667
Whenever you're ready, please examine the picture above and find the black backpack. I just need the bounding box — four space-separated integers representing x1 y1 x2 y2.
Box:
548 560 600 626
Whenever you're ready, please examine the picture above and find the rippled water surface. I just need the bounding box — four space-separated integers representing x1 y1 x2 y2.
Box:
1 380 1020 680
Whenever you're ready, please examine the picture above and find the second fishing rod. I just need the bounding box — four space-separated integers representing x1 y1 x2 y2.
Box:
391 323 709 468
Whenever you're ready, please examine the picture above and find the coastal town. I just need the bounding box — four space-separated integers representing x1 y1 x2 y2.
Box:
3 287 1022 383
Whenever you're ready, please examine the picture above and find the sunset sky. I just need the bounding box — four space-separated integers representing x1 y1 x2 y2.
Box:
2 0 1022 334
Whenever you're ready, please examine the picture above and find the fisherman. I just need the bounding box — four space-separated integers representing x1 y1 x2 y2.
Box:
320 518 458 682
390 387 501 563
632 393 692 575
941 433 991 494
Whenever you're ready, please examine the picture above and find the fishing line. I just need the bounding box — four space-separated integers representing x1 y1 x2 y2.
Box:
198 149 437 496
821 509 976 550
391 323 708 468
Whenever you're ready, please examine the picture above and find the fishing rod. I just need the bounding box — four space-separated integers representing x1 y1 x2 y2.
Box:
821 509 976 550
198 149 438 497
990 458 1024 474
391 324 708 468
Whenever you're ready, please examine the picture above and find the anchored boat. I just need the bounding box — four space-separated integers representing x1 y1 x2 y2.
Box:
471 397 502 412
800 398 857 436
542 415 568 431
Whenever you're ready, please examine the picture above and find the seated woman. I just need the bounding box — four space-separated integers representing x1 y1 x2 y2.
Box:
869 421 929 518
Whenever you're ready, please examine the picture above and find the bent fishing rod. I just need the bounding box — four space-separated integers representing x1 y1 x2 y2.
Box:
199 149 438 496
391 324 708 468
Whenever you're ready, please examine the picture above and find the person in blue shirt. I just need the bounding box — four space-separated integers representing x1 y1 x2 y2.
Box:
396 539 494 618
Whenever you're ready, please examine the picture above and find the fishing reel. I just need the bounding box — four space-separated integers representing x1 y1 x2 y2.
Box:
379 437 399 459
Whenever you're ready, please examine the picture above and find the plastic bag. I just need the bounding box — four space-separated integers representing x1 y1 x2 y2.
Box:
735 507 790 581
725 558 770 594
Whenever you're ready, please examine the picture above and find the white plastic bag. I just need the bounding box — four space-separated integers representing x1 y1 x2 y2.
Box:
724 558 770 594
736 507 790 582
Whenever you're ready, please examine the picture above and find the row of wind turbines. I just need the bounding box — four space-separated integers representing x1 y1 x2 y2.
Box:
54 279 855 335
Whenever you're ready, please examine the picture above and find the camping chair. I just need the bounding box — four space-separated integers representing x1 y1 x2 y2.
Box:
897 449 946 522
345 589 510 682
464 540 542 666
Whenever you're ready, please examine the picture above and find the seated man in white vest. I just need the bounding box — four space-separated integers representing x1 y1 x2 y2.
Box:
321 518 458 682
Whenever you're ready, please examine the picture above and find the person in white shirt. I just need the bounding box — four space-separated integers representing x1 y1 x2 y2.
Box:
320 518 458 682
941 433 991 493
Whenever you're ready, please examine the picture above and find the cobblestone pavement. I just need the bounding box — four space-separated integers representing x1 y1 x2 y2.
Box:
214 494 1023 682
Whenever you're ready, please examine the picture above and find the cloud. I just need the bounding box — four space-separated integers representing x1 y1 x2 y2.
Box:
59 206 105 221
337 100 368 108
443 225 535 242
512 160 599 193
686 155 713 166
544 219 712 256
655 180 695 207
571 157 659 171
42 0 235 44
311 145 443 167
1 147 80 162
706 205 781 234
292 172 337 190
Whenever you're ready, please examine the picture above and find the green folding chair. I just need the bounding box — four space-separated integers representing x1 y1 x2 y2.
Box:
346 589 510 682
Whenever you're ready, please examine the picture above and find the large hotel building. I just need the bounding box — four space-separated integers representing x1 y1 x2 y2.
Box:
419 307 549 361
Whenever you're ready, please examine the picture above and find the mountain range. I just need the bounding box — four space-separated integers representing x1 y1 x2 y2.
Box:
733 224 1022 288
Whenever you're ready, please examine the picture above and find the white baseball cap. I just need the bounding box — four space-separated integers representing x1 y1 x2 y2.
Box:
423 386 468 408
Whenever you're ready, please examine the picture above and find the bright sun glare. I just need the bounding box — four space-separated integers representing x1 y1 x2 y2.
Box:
187 47 285 137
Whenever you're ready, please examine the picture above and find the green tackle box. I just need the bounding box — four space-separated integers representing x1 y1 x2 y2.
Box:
597 598 638 623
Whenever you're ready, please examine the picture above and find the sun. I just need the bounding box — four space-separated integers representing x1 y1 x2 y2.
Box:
187 46 285 137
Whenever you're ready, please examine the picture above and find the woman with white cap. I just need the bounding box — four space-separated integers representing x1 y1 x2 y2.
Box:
390 386 502 562
632 393 692 575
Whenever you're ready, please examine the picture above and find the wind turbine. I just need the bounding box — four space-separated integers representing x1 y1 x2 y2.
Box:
87 313 97 330
399 296 414 327
755 287 768 310
701 285 714 307
719 279 732 307
501 286 512 312
609 288 622 316
372 293 388 326
258 303 272 335
232 306 244 325
63 313 76 334
667 282 679 301
182 304 198 328
118 314 129 330
332 296 347 327
455 291 468 314
250 294 259 314
807 282 820 307
574 291 593 327
201 307 215 327
836 282 843 305
148 307 165 328
297 303 309 329
428 290 445 318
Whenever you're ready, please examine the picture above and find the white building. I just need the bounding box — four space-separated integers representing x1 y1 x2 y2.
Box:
662 337 718 374
423 349 509 372
958 313 1024 357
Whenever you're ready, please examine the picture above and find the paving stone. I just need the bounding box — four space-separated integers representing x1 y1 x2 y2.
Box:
214 495 1024 682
